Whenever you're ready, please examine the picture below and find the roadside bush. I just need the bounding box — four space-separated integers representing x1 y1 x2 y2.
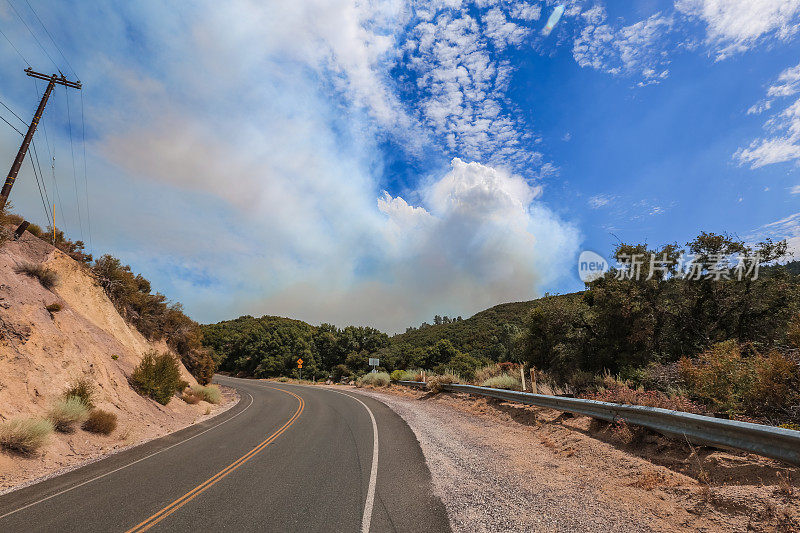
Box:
331 364 350 382
357 372 390 387
481 374 520 390
188 384 221 404
46 303 62 316
26 223 43 237
790 313 800 349
48 397 90 432
277 376 289 382
587 381 706 414
475 364 505 384
63 377 95 408
82 409 117 435
427 373 459 393
129 351 184 405
390 369 417 382
679 341 800 420
14 262 59 289
0 418 53 454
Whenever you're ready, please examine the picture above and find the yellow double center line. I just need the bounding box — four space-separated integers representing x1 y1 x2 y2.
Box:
126 387 304 533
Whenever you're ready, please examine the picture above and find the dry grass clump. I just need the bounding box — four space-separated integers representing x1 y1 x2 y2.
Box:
427 373 459 393
0 418 53 454
629 469 672 491
587 379 706 414
63 377 95 408
474 364 506 384
46 302 62 316
187 384 221 404
481 374 521 390
776 471 794 497
48 397 90 432
357 372 391 387
82 409 118 435
182 389 202 404
14 262 59 289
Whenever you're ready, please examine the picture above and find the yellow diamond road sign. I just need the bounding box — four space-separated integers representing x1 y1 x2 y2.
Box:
297 358 303 367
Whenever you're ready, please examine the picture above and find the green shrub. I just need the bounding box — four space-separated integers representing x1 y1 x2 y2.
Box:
357 372 390 387
390 369 417 382
46 303 62 315
111 354 119 360
277 376 289 382
331 364 350 382
26 223 43 237
481 374 520 390
129 351 184 405
427 373 459 393
48 397 90 432
82 409 117 435
0 418 53 454
14 262 59 289
188 384 221 404
63 377 95 408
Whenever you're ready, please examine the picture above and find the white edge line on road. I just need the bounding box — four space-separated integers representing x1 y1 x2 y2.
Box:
0 390 255 521
323 388 379 533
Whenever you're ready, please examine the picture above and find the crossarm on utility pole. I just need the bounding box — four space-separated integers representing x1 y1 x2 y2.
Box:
0 68 81 212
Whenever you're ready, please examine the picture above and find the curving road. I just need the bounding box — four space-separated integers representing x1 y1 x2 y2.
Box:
0 376 450 532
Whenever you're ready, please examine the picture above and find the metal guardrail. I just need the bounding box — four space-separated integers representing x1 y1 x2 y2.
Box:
395 380 800 465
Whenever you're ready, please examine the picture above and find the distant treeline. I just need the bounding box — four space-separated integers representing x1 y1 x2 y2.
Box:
201 232 800 422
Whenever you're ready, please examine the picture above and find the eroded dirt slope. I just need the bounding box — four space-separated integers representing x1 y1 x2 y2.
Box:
0 231 227 491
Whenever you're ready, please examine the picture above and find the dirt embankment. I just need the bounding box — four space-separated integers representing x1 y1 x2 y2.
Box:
0 231 233 492
351 385 799 533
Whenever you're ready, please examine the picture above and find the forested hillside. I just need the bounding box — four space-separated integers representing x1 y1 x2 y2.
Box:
202 233 800 423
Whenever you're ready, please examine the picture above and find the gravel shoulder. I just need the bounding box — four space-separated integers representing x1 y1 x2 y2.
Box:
349 385 799 533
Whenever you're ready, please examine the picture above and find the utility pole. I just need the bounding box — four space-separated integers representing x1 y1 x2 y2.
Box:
0 68 81 212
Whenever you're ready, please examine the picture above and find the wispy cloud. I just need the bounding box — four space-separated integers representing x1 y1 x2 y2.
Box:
736 60 800 168
676 0 800 60
588 194 614 208
572 6 673 85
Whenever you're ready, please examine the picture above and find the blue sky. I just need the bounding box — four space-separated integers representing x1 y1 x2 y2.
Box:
1 0 799 332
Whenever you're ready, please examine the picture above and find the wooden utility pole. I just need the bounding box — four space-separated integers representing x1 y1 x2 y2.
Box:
0 68 81 212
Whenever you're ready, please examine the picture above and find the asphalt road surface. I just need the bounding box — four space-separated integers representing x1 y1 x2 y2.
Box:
0 376 450 532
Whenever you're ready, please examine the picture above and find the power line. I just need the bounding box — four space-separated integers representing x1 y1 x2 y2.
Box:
23 0 77 79
33 77 67 234
80 90 91 253
0 96 27 125
64 84 83 240
29 138 52 228
5 0 58 71
0 26 30 66
0 113 24 135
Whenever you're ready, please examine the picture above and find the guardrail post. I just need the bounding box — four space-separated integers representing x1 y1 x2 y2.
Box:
520 365 526 392
530 368 537 394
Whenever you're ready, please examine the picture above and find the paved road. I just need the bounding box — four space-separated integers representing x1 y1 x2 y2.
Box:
0 376 450 532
